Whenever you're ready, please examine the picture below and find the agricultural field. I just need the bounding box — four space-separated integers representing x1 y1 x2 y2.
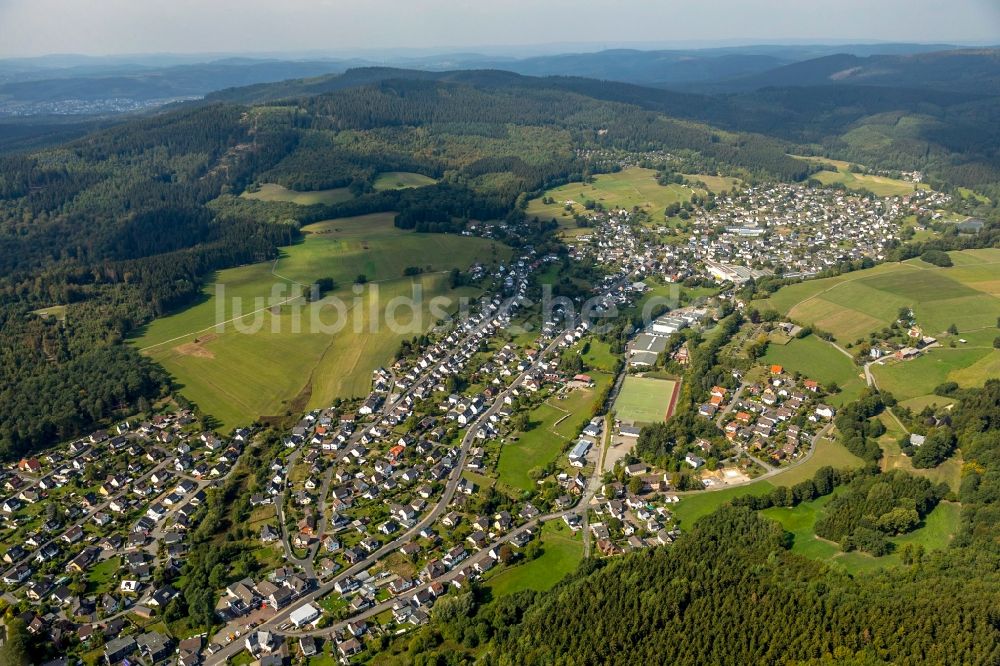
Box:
133 213 509 430
485 520 583 597
496 372 613 492
524 167 705 224
760 249 1000 343
614 375 680 424
761 334 867 406
762 496 960 574
792 155 928 197
241 182 354 206
372 171 438 190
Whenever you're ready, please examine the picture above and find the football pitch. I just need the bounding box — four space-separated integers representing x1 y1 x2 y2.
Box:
614 375 680 424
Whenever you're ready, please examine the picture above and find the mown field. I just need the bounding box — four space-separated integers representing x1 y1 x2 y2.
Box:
373 171 438 191
762 334 867 406
496 372 613 492
524 167 706 224
241 182 354 206
133 213 509 429
614 375 679 424
760 249 1000 343
485 520 583 597
791 155 929 197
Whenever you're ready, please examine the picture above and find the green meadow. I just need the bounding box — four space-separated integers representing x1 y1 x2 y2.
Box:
875 412 963 492
673 436 864 529
133 213 509 429
241 182 354 206
525 167 706 224
373 171 438 190
792 155 928 197
497 372 612 492
485 520 583 597
763 497 960 574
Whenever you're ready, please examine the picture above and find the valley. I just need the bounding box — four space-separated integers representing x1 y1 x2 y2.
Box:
0 33 997 666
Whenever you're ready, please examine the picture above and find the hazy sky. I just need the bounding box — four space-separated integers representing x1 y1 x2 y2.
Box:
1 0 998 57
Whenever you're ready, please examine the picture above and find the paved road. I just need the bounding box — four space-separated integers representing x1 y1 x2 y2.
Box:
205 327 565 665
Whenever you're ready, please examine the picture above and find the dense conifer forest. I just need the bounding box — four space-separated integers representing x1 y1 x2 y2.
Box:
376 381 1000 665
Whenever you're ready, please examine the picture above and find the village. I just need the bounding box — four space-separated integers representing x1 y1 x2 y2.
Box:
566 180 952 284
0 165 968 666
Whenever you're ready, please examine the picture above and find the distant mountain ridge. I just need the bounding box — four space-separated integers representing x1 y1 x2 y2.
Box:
707 49 1000 94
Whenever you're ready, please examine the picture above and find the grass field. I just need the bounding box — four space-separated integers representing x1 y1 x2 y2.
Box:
485 520 582 597
760 250 1000 346
792 156 928 197
763 496 960 574
242 183 354 206
86 556 120 594
770 436 866 488
577 339 620 374
497 372 612 492
673 480 775 528
133 213 509 430
672 433 864 527
872 346 996 402
32 304 67 320
876 413 963 491
373 171 438 190
761 334 866 406
614 375 679 424
680 173 741 193
524 168 706 223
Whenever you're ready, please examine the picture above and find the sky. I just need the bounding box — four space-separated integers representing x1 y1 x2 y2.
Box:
0 0 998 58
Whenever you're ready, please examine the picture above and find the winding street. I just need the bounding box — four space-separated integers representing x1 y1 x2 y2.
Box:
205 324 567 665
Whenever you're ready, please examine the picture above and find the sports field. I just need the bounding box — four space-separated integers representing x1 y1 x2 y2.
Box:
241 183 354 206
372 171 438 190
133 213 509 429
614 375 680 424
761 334 866 406
524 167 705 224
791 156 929 197
761 249 1000 343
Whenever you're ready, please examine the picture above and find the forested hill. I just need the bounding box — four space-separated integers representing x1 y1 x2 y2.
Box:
206 65 1000 198
0 72 814 459
393 381 1000 665
711 49 1000 95
0 64 997 457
